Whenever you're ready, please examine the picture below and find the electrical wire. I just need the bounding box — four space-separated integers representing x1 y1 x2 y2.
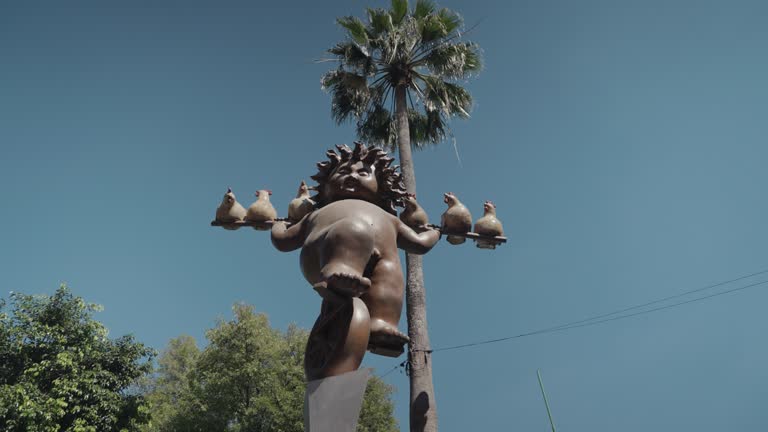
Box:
379 361 408 378
534 267 768 333
429 275 768 353
374 268 768 378
529 278 768 335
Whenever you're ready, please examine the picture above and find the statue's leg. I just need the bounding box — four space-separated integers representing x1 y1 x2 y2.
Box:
317 219 375 297
304 297 371 381
363 258 409 356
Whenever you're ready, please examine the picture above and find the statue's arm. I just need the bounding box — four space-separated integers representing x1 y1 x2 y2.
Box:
271 219 307 252
397 220 441 255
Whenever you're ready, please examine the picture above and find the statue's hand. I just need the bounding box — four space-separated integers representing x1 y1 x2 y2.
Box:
270 219 304 252
423 226 441 246
397 221 441 254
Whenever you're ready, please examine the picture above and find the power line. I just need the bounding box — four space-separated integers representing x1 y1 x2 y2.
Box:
530 278 768 335
374 268 768 378
379 275 768 376
539 267 768 332
427 269 768 353
379 361 407 378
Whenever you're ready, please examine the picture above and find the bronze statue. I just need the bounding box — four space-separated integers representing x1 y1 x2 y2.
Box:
270 143 440 380
210 143 507 382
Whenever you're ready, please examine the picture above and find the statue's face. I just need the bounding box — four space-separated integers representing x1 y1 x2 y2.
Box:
324 160 379 203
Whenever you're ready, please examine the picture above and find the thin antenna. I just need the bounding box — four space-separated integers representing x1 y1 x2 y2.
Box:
537 369 557 432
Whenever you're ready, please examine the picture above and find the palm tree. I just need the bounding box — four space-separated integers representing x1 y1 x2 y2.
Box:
322 1 481 430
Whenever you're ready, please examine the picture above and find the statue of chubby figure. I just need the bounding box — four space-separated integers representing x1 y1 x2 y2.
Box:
270 143 440 379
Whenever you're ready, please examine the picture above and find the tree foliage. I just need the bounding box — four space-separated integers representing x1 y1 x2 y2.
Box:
0 286 155 432
322 0 481 149
142 336 200 431
145 304 397 432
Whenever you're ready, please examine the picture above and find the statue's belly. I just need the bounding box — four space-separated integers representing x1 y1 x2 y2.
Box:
299 200 395 285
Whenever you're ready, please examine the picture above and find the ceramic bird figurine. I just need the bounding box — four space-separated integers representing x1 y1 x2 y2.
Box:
474 201 504 249
245 189 278 230
287 180 315 223
215 187 247 230
399 193 429 231
440 192 472 245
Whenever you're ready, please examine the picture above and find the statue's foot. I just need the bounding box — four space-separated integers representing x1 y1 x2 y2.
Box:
321 264 371 297
368 319 409 357
312 281 344 303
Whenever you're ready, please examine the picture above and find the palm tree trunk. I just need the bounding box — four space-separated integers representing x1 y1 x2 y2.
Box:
395 84 438 432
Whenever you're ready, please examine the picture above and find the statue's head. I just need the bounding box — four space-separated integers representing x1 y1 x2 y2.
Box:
222 187 236 206
483 200 496 212
311 142 407 214
443 192 459 205
297 180 310 196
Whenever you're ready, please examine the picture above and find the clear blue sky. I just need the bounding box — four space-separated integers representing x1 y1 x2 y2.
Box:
2 0 768 430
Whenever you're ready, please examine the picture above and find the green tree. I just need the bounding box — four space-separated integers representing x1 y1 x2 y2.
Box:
143 335 200 431
0 285 155 432
145 304 397 432
322 1 481 430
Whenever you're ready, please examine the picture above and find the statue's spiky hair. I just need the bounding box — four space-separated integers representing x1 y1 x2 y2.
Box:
310 142 407 214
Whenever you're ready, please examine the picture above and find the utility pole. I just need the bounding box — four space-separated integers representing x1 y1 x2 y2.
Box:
537 369 557 432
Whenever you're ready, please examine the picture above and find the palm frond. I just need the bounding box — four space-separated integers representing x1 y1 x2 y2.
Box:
322 70 371 124
398 16 423 59
418 42 481 79
436 8 462 35
410 18 480 63
337 16 369 45
416 75 472 118
369 79 393 107
390 0 408 25
324 1 480 149
367 8 394 36
407 108 447 148
417 7 463 44
328 41 376 76
413 0 435 19
381 27 402 64
418 14 444 43
357 103 397 148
